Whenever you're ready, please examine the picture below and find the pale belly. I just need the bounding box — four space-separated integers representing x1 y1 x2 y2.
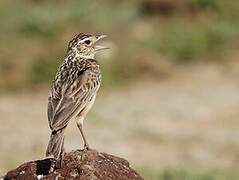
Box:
76 94 97 124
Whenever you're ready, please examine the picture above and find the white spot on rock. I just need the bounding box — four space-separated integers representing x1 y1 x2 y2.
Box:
37 174 44 179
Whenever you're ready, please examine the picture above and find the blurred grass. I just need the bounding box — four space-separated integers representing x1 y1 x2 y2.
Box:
0 0 239 90
144 19 239 61
0 0 239 91
30 58 59 84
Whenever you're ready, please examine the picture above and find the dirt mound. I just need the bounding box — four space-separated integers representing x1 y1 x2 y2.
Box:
3 149 143 180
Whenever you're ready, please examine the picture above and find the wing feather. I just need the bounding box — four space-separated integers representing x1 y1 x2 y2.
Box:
47 68 100 131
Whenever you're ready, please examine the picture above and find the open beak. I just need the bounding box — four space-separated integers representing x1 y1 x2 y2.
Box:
94 35 109 51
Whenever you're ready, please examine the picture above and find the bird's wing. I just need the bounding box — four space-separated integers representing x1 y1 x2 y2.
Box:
47 69 100 131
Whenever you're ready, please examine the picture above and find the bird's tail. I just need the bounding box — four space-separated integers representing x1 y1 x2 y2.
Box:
46 128 65 159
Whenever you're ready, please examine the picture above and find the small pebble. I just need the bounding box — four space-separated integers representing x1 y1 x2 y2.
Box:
37 175 44 180
19 171 25 175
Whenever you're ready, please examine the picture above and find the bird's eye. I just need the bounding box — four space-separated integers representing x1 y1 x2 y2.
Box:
84 40 91 45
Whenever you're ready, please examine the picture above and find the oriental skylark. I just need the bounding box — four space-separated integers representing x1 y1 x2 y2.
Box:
46 33 108 160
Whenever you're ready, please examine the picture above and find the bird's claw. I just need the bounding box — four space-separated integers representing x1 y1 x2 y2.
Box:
84 144 90 151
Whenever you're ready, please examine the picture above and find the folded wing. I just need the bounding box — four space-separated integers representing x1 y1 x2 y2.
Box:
47 68 100 132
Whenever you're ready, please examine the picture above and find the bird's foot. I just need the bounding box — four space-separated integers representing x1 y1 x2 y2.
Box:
48 159 57 173
55 150 65 169
83 144 91 151
55 158 63 169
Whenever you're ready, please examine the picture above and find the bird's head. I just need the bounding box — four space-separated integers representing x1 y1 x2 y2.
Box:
67 33 108 59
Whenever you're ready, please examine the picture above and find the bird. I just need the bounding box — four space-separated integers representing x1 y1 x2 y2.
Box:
46 32 108 161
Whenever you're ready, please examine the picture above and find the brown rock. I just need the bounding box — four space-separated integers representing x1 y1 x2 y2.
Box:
3 149 143 180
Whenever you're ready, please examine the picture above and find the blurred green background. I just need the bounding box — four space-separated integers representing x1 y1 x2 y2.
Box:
1 0 239 179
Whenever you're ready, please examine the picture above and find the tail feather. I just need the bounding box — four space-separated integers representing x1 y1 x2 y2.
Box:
46 128 65 159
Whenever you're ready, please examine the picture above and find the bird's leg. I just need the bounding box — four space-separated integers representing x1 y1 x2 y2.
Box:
76 119 90 150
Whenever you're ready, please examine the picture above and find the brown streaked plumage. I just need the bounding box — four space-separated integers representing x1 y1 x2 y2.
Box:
46 32 108 160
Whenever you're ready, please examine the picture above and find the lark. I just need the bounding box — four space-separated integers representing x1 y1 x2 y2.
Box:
46 33 108 160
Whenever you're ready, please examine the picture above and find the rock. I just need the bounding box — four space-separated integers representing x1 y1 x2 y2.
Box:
3 149 143 180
